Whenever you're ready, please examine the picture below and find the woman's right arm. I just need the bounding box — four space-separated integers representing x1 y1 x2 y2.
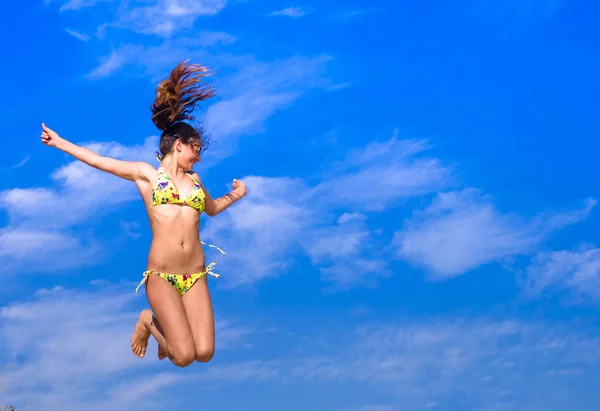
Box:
41 123 152 182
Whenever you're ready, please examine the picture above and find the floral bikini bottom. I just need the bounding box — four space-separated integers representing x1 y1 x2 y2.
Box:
135 243 225 296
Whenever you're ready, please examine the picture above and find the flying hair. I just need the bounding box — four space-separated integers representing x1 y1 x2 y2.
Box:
151 60 216 131
151 60 216 162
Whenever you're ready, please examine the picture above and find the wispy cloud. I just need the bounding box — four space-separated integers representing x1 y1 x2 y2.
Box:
179 316 600 410
331 8 386 23
269 7 309 17
197 30 237 46
46 0 236 81
314 134 453 211
113 0 228 37
0 285 160 410
85 41 196 79
10 156 30 169
302 213 389 288
64 28 89 41
394 188 595 279
523 244 600 302
329 318 600 409
202 175 311 287
1 136 157 228
0 283 253 410
0 228 101 274
86 49 126 79
0 136 157 272
205 54 333 160
205 133 452 288
48 0 116 12
51 0 229 35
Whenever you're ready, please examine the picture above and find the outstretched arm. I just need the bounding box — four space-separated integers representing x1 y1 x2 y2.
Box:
41 123 152 182
193 173 247 217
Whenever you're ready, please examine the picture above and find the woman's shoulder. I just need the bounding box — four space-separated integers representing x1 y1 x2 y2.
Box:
138 161 158 171
136 161 159 181
185 170 202 184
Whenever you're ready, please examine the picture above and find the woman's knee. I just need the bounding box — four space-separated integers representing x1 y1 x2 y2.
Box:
169 343 196 368
195 344 215 363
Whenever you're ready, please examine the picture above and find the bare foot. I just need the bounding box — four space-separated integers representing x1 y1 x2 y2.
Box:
158 344 167 360
131 309 152 358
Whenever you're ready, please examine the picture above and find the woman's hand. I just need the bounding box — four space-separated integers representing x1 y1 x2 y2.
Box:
40 123 64 148
232 179 247 197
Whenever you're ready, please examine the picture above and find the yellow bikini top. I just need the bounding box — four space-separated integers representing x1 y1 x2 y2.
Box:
151 167 205 213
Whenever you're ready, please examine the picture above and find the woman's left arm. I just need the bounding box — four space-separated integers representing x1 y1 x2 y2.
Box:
194 174 247 216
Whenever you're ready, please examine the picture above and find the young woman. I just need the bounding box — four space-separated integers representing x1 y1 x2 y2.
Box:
40 61 247 368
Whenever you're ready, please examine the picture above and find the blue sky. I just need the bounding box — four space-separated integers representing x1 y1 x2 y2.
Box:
2 0 600 410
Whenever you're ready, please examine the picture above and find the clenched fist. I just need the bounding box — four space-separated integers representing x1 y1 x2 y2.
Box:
40 123 64 148
232 179 247 197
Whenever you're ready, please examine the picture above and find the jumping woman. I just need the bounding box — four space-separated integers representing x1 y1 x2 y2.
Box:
40 61 247 368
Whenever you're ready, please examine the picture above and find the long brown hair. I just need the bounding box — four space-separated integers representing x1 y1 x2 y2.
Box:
151 60 216 161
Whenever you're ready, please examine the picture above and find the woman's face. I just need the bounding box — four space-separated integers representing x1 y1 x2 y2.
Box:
180 139 201 170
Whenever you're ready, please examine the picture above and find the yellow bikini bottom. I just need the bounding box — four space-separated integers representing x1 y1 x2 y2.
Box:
136 262 220 296
135 242 224 296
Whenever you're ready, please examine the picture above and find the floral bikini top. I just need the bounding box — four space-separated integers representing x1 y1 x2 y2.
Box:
150 167 206 213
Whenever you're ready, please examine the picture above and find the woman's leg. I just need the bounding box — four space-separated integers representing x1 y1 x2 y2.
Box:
131 309 168 360
181 275 216 362
145 274 196 367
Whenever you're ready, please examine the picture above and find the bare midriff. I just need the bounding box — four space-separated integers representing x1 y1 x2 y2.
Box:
146 204 206 275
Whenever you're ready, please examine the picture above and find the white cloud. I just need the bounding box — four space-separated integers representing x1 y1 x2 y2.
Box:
64 28 89 41
86 41 198 79
51 0 228 36
337 212 367 224
204 132 452 288
86 50 125 79
334 8 385 21
47 1 234 81
534 197 597 233
309 224 370 258
197 30 237 46
204 54 333 160
49 0 115 12
120 220 142 239
0 136 157 272
269 7 309 17
313 135 453 211
524 245 600 302
111 0 228 37
0 228 100 274
85 34 229 80
11 156 30 169
0 284 253 410
195 360 282 383
394 188 595 279
170 316 600 411
205 93 300 158
302 213 388 288
164 0 226 16
0 136 157 228
202 176 311 287
324 318 600 409
0 285 158 410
